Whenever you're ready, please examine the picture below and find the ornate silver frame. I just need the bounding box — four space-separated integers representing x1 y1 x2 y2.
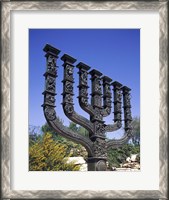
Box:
1 1 168 199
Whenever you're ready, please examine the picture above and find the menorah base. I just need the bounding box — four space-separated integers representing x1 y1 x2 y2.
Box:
87 157 107 171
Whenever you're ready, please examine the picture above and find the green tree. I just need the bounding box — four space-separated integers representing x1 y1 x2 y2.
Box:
29 133 43 146
68 122 79 132
29 132 80 171
68 122 89 137
41 120 65 141
67 122 88 157
107 144 140 169
78 126 89 137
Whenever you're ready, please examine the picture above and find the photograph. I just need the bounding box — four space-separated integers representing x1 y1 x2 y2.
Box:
29 29 140 171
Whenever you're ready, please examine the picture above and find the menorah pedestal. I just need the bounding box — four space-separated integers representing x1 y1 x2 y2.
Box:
87 157 107 171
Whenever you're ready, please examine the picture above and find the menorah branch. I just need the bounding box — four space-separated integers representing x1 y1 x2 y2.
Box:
44 110 94 156
90 69 103 111
77 62 95 116
102 76 112 117
42 44 94 157
122 86 133 137
102 81 123 133
107 85 133 149
61 54 94 135
105 122 122 132
107 134 129 149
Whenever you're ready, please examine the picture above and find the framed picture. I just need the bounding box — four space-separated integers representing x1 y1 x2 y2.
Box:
1 0 168 199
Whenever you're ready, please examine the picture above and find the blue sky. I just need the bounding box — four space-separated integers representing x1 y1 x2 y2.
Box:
29 29 140 138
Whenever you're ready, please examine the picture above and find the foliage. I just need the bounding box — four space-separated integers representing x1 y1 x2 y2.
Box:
29 132 80 171
41 120 65 141
68 122 89 137
63 140 88 158
107 144 140 168
29 133 43 146
30 118 140 171
78 126 89 137
68 122 79 132
40 121 88 158
29 125 43 146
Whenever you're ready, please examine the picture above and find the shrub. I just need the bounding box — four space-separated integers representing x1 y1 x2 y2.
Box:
29 132 80 171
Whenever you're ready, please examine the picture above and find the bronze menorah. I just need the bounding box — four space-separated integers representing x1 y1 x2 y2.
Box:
42 44 133 171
